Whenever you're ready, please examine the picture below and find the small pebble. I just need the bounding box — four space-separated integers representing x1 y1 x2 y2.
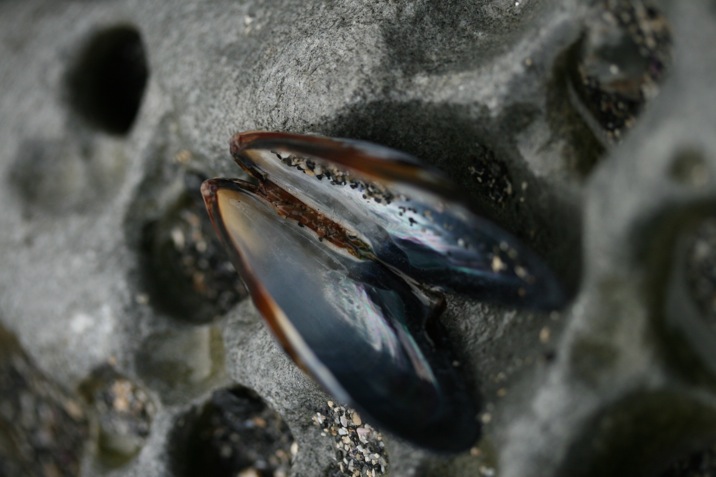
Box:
312 401 388 476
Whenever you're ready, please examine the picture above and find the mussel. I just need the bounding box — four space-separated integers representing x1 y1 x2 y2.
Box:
201 131 566 452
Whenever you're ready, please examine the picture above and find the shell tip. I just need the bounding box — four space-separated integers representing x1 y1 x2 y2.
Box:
200 179 220 207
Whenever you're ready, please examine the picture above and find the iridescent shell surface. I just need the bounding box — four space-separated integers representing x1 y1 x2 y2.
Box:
229 131 565 309
201 131 566 452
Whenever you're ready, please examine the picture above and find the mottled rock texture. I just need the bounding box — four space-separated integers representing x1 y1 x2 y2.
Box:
1 0 715 476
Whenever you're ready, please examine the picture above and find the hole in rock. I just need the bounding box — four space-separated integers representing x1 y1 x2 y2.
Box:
66 25 148 135
683 216 716 324
567 0 671 145
79 366 156 468
139 173 247 323
640 207 716 384
556 391 716 477
171 386 295 477
658 442 716 477
135 326 224 405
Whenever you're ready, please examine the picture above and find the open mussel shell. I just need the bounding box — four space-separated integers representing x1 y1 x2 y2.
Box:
231 131 566 311
201 178 480 452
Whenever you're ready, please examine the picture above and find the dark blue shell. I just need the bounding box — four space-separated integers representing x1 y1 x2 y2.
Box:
202 178 478 451
202 131 566 452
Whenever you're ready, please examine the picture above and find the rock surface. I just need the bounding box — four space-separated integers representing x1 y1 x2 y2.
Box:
1 0 715 476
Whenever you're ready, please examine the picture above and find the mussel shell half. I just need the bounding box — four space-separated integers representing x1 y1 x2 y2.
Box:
202 178 480 452
231 131 566 311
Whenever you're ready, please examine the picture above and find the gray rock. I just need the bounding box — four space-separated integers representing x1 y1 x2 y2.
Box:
1 0 714 476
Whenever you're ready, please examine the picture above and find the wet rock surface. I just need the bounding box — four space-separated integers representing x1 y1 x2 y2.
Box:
0 0 714 476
